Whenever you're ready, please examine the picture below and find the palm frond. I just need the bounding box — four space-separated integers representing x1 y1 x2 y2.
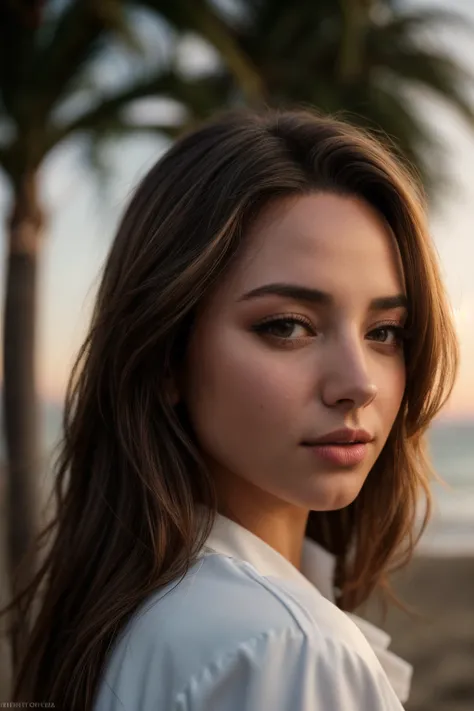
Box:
374 47 474 125
44 70 224 153
355 79 446 196
376 7 474 38
0 145 8 174
31 0 143 123
79 117 185 208
135 0 263 103
365 5 474 125
184 0 262 102
0 133 15 179
216 0 474 195
0 0 39 119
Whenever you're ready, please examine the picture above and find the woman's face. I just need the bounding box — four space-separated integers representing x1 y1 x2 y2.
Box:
178 192 407 516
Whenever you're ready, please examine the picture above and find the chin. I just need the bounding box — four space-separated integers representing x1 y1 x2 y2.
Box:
309 478 365 511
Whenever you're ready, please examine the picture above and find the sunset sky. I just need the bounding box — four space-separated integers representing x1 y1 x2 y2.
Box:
0 0 473 420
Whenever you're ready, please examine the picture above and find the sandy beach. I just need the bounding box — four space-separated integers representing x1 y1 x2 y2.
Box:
360 555 474 711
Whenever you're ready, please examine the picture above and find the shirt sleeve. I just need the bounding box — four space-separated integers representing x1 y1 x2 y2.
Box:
173 625 405 711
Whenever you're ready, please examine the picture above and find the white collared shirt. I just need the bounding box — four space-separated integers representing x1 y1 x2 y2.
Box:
93 511 412 711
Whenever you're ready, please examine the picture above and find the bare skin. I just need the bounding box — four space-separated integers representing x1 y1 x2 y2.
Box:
172 192 407 570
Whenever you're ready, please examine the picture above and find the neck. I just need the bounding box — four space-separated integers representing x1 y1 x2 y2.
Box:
217 500 310 571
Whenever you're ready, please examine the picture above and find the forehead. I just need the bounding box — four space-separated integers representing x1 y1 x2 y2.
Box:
227 192 405 302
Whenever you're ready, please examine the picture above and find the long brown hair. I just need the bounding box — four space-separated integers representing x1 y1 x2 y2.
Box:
1 107 458 708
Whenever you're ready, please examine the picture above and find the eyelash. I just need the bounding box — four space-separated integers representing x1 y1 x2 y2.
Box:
252 314 410 349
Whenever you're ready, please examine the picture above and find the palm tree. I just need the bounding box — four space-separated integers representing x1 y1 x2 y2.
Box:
197 0 474 193
0 0 260 667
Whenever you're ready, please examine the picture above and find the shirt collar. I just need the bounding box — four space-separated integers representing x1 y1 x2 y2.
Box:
198 507 413 703
200 507 336 601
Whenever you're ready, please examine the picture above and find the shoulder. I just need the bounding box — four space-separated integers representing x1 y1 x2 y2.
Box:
93 552 397 711
174 623 404 711
135 551 374 663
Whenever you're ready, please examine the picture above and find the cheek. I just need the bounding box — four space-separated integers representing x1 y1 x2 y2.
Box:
375 362 406 429
183 329 303 448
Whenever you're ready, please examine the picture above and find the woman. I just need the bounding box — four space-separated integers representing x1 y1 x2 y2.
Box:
4 108 458 710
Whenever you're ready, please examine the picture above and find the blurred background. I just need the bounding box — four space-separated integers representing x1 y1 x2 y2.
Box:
0 0 472 708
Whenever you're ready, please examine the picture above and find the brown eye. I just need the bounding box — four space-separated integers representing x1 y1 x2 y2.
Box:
367 325 408 347
253 316 315 340
370 327 393 343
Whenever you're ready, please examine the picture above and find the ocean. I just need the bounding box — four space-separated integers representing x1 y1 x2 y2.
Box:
5 404 474 557
420 420 474 555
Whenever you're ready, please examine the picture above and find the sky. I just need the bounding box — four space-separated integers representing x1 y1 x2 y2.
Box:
0 0 473 421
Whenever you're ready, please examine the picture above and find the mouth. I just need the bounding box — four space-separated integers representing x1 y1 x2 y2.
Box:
302 441 365 446
302 427 373 447
301 441 369 467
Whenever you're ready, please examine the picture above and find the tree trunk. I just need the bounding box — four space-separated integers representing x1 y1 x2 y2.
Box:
2 168 44 672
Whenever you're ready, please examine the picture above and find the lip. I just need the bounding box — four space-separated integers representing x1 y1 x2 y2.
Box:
302 428 373 446
303 442 368 467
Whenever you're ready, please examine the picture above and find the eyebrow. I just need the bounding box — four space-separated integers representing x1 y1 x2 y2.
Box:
237 282 408 312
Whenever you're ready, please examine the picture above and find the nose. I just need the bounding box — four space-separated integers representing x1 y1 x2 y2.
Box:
320 332 378 411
